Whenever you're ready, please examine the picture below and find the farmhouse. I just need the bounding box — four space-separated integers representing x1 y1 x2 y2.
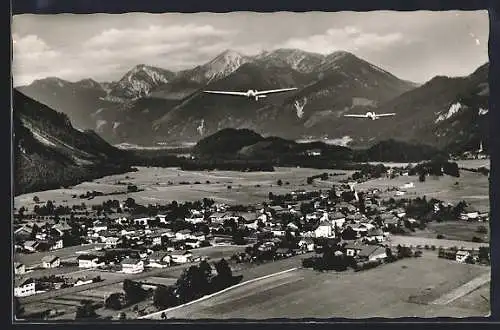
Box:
460 207 480 221
175 229 193 240
314 220 333 238
170 250 193 264
49 239 64 250
14 278 36 297
41 255 60 269
77 255 105 268
358 245 387 261
23 240 40 252
105 237 122 248
147 251 171 268
298 238 315 252
345 243 364 257
121 258 144 274
456 250 472 263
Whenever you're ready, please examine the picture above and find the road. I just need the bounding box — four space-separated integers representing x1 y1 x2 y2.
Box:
432 271 491 305
387 235 487 250
14 243 106 267
18 245 247 304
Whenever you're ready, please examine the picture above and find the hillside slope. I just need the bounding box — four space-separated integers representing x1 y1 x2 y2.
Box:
13 90 133 195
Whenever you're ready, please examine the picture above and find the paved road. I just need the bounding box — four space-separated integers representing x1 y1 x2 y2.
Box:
18 245 247 304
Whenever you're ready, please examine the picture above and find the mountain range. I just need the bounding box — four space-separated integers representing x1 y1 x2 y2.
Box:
16 48 489 152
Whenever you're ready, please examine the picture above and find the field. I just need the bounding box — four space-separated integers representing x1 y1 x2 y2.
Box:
356 169 490 212
415 221 490 243
156 253 490 319
14 167 351 208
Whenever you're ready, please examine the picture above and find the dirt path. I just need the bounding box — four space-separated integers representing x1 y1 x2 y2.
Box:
431 271 491 305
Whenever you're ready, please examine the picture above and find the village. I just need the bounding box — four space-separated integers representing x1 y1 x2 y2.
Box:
13 162 491 318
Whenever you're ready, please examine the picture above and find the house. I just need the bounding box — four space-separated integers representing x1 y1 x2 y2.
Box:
121 258 144 274
400 182 415 189
315 220 334 238
41 255 60 269
456 250 471 263
14 262 26 275
460 207 480 221
345 243 364 257
51 223 72 237
298 238 315 252
185 238 202 249
329 212 346 227
134 217 152 227
77 255 105 268
170 250 193 264
209 212 232 224
384 216 400 229
14 278 36 297
14 226 32 240
365 229 386 243
147 251 171 268
358 245 387 261
23 240 40 252
49 239 64 250
275 248 293 258
271 229 286 237
192 232 206 241
150 233 163 246
105 237 121 248
92 221 108 233
175 229 193 240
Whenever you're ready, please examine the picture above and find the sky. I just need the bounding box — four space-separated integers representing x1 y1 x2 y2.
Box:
11 11 489 87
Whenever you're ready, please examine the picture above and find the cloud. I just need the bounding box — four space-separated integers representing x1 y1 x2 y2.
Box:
12 24 237 86
276 26 406 54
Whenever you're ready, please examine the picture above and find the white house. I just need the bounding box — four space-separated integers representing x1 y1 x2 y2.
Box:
185 238 202 249
77 255 105 268
14 278 36 297
460 207 480 221
14 262 26 275
358 245 387 261
41 255 60 269
23 240 40 252
329 212 346 228
49 239 64 250
314 220 333 238
170 250 193 264
121 258 144 274
271 229 286 237
134 217 152 227
147 251 171 268
456 250 471 263
298 238 315 252
400 182 415 189
92 221 108 233
105 237 121 249
175 229 193 240
192 232 206 241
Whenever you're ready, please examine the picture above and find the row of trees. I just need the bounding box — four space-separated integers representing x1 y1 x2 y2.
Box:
153 259 240 311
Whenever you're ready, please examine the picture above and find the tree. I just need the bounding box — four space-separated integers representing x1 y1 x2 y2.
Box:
33 196 40 203
341 226 357 240
419 173 426 182
154 285 178 309
277 179 283 186
478 246 490 263
118 312 127 320
214 258 233 283
75 301 98 319
105 292 125 310
123 279 147 305
175 266 202 303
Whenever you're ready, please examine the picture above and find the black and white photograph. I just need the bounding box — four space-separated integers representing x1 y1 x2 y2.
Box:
12 10 491 321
